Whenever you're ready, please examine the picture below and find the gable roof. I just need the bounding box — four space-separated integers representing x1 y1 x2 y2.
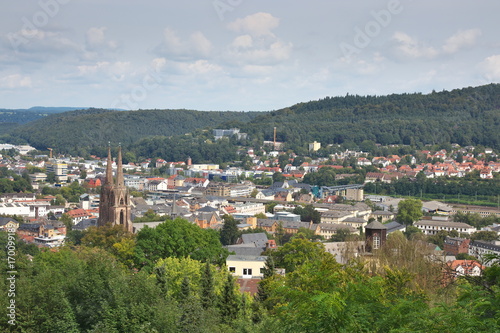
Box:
384 221 405 233
0 217 19 226
240 233 268 247
73 218 98 230
197 206 218 213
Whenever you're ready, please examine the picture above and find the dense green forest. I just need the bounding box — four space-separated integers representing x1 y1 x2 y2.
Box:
1 221 499 332
1 108 259 157
238 84 500 152
2 84 500 159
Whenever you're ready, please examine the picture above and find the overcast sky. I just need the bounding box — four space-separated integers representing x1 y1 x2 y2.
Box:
1 0 499 111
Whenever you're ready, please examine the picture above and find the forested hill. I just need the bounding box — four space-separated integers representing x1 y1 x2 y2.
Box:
0 106 90 125
3 84 500 156
240 83 500 150
3 108 259 154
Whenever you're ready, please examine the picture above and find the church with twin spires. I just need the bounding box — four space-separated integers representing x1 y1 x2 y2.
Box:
98 146 133 233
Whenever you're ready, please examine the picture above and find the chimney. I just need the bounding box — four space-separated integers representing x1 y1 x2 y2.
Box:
273 127 277 150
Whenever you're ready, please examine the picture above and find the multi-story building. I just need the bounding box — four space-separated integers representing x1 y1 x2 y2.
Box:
414 220 476 235
232 202 266 216
124 175 145 190
205 182 231 197
469 240 500 266
45 159 68 182
213 128 247 140
443 237 470 256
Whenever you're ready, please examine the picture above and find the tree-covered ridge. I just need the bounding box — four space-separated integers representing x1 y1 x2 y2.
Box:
4 84 500 157
5 108 260 154
241 83 500 148
0 107 90 124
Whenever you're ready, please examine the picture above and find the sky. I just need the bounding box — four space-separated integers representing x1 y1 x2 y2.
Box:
1 0 499 111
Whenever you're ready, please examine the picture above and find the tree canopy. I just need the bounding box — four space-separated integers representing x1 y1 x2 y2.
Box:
134 217 229 271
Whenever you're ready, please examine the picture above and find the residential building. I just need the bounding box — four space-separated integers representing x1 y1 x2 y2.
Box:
338 217 367 231
469 240 500 266
213 128 247 140
309 141 321 152
371 210 395 222
272 211 301 222
124 175 145 190
443 237 470 256
204 182 230 197
414 220 476 235
446 260 484 278
226 255 268 278
0 217 19 232
317 223 358 238
45 159 68 182
450 205 500 218
231 202 266 216
66 208 94 225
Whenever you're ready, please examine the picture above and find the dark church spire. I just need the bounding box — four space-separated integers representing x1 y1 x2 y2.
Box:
98 145 132 233
116 144 124 187
104 145 113 186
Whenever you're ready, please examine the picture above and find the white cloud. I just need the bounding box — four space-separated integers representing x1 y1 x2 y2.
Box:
190 32 212 57
227 12 280 37
480 55 500 81
4 28 80 61
0 74 32 88
228 39 292 65
163 28 183 50
392 29 482 60
75 61 131 81
177 60 222 75
84 27 118 60
232 35 253 48
226 14 291 66
86 27 107 47
337 52 385 76
156 28 212 60
443 29 481 54
392 32 439 59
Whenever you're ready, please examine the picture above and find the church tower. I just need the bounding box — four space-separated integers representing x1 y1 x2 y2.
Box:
98 146 133 233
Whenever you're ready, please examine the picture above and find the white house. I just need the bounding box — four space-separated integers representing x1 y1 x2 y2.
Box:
226 255 267 279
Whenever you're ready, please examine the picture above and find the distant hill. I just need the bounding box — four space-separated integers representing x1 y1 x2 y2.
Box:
25 106 92 113
239 83 500 151
2 84 500 158
3 108 260 155
0 107 91 125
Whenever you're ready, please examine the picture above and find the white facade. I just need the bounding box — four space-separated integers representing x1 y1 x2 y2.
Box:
0 203 30 216
469 240 500 267
414 221 476 235
226 255 267 278
233 203 265 216
124 176 145 190
229 185 254 197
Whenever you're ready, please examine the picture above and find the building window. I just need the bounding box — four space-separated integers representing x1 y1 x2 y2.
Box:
373 235 380 249
243 268 252 276
229 267 235 273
